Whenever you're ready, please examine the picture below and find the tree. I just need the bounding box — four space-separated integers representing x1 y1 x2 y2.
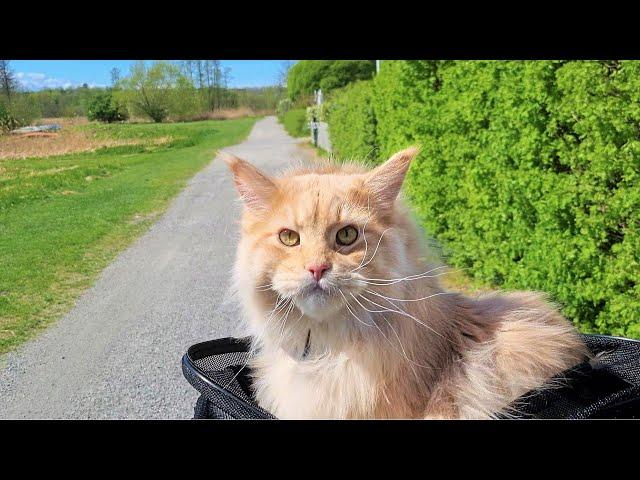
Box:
0 60 18 103
319 61 377 92
87 91 128 123
119 61 184 122
287 60 375 100
200 60 223 110
110 67 121 88
179 61 195 84
277 60 294 88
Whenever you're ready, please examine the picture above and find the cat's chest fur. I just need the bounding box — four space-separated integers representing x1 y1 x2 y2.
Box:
249 329 423 419
251 348 398 419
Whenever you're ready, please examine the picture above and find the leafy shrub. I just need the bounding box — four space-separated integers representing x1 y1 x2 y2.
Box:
287 61 375 100
276 98 292 117
326 60 640 338
325 80 377 160
306 103 326 124
0 102 19 132
119 61 180 123
87 91 128 123
319 61 376 92
278 108 308 138
0 97 39 132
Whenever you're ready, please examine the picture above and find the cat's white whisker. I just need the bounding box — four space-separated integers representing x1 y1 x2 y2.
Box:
365 288 455 303
358 291 451 342
351 227 394 273
349 293 432 374
224 297 284 391
357 268 469 287
356 265 451 285
225 296 296 391
338 290 374 328
265 296 291 326
354 196 373 271
378 314 430 378
270 297 296 351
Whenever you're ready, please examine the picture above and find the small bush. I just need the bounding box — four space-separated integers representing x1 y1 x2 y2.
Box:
276 98 292 118
87 92 129 123
279 108 308 138
0 97 40 133
306 103 326 124
0 102 19 132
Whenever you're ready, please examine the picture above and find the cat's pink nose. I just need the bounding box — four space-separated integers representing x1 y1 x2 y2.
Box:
308 264 330 282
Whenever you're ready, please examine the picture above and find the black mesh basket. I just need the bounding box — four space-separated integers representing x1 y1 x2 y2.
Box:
181 334 640 419
182 337 275 419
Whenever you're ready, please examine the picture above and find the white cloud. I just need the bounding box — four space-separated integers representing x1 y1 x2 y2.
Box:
16 72 105 91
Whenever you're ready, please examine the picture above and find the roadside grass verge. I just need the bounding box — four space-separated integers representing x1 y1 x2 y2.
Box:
0 117 257 354
278 108 308 138
308 141 331 159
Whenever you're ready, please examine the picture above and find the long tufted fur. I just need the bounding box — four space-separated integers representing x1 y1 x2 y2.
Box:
224 148 588 419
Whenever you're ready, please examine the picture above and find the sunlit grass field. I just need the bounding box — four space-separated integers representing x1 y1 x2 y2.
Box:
0 117 257 354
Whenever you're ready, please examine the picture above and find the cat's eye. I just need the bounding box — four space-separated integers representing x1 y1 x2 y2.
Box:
336 225 358 246
279 229 300 246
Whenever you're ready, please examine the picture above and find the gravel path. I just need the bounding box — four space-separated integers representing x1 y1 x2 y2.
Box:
0 116 314 419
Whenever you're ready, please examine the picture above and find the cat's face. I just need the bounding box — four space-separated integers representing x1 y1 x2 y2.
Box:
226 148 419 322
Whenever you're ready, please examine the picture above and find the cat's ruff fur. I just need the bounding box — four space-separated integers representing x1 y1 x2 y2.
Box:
224 148 588 419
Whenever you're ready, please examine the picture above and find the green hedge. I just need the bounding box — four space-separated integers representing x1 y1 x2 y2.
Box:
326 60 640 338
326 80 378 160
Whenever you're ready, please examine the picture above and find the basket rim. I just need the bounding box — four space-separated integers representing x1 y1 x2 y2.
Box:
584 333 640 345
182 333 640 420
182 337 274 419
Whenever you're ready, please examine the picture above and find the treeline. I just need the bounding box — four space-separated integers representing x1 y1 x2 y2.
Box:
110 61 285 122
1 60 40 131
1 60 285 129
286 60 375 101
325 60 640 338
28 85 102 118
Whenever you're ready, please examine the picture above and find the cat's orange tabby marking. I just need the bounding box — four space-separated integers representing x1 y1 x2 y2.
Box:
224 148 588 419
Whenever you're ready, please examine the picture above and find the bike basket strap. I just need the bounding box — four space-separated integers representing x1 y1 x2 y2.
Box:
182 337 274 419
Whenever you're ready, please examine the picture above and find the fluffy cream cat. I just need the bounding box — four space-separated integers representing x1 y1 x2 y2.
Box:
224 147 588 419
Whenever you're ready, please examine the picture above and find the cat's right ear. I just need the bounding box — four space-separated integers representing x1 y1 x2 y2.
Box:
222 152 276 211
362 146 420 208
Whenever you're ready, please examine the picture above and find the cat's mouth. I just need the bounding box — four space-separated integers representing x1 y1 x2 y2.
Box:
294 281 341 319
309 283 327 293
302 283 330 299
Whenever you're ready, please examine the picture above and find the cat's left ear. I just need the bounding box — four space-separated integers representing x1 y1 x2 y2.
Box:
363 146 420 208
222 152 277 212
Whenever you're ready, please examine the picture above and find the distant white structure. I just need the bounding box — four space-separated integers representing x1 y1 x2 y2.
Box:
315 89 323 105
11 124 61 134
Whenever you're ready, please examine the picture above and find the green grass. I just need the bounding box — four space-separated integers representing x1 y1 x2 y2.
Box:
0 117 257 354
310 142 331 159
278 108 309 138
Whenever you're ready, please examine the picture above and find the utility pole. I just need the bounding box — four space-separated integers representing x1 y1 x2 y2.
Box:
376 60 381 74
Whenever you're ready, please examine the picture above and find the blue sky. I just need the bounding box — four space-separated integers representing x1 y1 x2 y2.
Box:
10 60 292 90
